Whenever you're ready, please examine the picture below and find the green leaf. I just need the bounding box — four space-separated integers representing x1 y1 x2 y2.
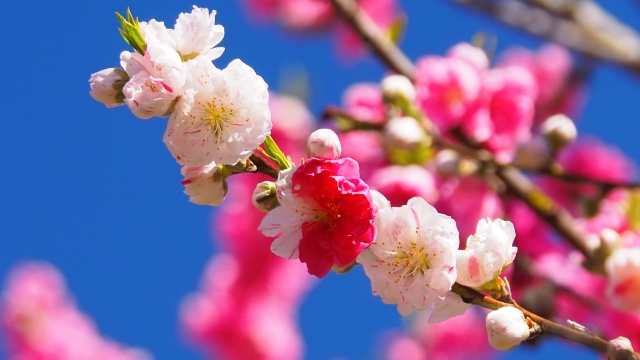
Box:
262 135 292 170
116 8 146 54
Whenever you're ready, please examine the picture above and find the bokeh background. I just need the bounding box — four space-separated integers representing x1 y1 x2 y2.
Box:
1 0 639 359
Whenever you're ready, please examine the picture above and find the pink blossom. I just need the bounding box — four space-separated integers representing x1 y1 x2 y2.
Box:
269 93 315 161
415 55 483 132
367 165 438 207
339 130 387 179
260 157 377 277
446 42 490 72
384 309 493 360
436 176 503 242
342 83 386 125
182 175 312 360
335 0 398 56
498 44 572 109
606 248 640 312
464 66 538 163
1 262 149 360
540 138 636 214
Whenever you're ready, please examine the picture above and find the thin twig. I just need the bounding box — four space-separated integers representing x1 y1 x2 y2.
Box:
443 0 640 76
329 0 416 80
452 283 611 353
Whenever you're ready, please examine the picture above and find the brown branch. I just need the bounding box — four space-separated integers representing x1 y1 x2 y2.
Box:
443 0 640 76
329 0 416 80
452 283 611 353
516 164 640 192
248 153 279 180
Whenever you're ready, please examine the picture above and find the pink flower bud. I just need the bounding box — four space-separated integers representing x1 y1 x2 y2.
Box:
447 42 490 71
89 68 128 107
381 74 416 101
540 114 577 150
486 307 530 350
306 129 342 159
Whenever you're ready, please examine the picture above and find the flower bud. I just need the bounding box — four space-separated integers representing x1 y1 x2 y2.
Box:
383 117 427 150
540 114 577 150
89 68 128 107
607 337 636 360
381 74 416 102
514 136 550 170
306 129 342 160
434 149 479 177
182 163 227 206
252 181 279 213
486 307 530 350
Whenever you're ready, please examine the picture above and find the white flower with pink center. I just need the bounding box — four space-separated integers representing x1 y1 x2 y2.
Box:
456 218 517 288
142 6 224 62
120 43 188 119
357 197 459 316
605 247 640 312
164 58 271 166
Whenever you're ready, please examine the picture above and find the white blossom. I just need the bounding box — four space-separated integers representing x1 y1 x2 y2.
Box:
357 197 459 316
456 218 517 288
163 58 271 166
181 162 227 206
486 307 530 350
141 6 224 62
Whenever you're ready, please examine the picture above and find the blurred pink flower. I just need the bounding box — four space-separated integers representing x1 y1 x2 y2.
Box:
343 83 386 125
367 165 438 206
1 262 149 360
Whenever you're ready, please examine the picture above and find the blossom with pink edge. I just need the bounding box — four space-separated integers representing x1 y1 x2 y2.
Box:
141 6 224 62
181 162 227 206
486 307 530 350
415 55 483 132
120 43 188 119
342 83 386 125
260 157 377 278
606 247 640 313
357 197 459 316
89 68 128 107
367 165 438 207
306 128 341 160
463 66 537 163
164 58 271 166
457 218 517 288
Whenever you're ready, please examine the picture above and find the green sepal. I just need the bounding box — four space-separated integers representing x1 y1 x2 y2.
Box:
262 135 292 170
627 190 640 231
116 8 147 54
386 14 406 44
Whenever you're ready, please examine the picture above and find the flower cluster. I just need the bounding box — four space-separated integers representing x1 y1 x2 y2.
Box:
84 4 640 359
90 6 272 206
1 263 149 360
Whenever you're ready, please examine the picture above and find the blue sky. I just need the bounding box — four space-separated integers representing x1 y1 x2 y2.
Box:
1 1 639 359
